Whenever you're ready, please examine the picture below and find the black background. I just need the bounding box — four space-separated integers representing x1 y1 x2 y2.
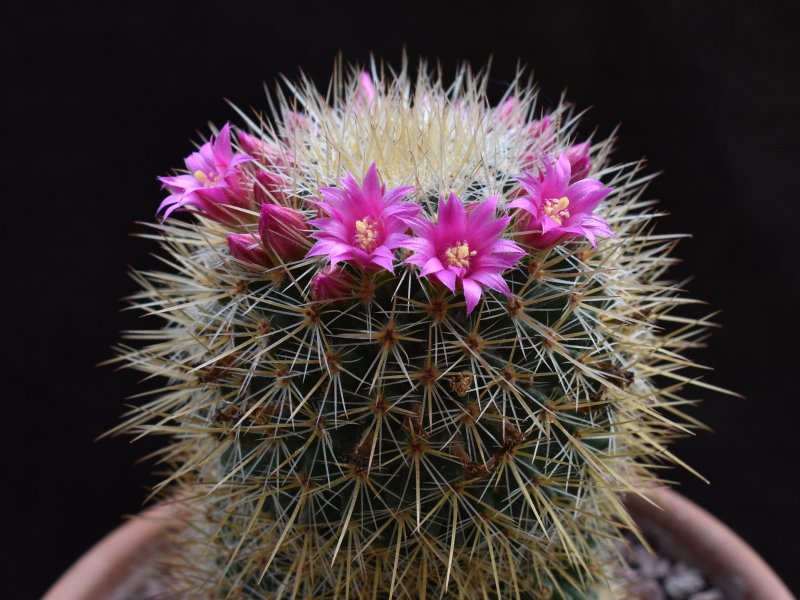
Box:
4 1 799 598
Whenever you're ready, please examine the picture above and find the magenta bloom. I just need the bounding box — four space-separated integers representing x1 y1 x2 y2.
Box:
403 194 524 314
158 123 254 221
509 153 614 249
306 163 418 272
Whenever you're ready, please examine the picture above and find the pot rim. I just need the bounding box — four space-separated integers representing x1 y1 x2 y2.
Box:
43 503 177 600
626 487 794 600
44 488 793 600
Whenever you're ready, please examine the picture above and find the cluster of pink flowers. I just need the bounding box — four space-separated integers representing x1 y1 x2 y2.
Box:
159 100 614 314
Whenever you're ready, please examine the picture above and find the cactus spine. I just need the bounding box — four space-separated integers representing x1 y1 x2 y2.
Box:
113 61 719 599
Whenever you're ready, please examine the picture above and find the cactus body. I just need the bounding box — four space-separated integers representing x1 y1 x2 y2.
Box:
114 63 716 599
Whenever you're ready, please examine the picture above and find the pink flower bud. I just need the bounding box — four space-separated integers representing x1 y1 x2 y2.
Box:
238 131 293 168
528 116 554 141
520 116 557 170
237 131 269 156
496 98 521 123
227 233 271 270
356 71 376 104
258 204 308 261
284 111 312 136
311 266 355 302
565 141 591 182
254 170 289 205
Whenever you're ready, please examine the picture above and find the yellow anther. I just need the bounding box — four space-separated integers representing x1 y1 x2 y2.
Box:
354 217 380 252
543 196 571 225
444 242 476 268
193 170 218 187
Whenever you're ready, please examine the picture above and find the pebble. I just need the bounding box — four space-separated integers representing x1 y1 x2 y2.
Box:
688 591 724 600
618 536 726 599
663 562 706 598
628 578 667 600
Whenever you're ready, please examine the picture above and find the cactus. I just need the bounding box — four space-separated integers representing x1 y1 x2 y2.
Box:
112 61 722 599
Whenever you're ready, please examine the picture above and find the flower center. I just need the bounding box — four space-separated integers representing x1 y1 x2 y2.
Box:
543 196 570 225
444 242 476 269
194 170 219 187
354 217 381 252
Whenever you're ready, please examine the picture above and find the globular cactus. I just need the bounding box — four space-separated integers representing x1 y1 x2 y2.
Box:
113 61 721 599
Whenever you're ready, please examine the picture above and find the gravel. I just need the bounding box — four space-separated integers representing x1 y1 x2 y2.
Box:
619 535 726 600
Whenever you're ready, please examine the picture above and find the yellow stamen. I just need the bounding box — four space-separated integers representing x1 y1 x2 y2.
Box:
444 242 476 268
194 170 218 187
543 196 570 225
354 217 380 252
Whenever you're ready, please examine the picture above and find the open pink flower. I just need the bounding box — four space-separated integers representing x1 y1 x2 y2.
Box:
158 123 254 221
509 153 614 249
306 163 418 272
403 194 524 314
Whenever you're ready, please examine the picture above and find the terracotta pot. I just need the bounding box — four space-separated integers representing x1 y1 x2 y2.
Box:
43 503 176 600
44 488 793 600
625 488 794 600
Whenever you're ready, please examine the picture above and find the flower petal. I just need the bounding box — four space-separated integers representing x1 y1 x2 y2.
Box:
566 179 611 213
435 268 457 292
469 270 512 297
438 193 467 236
420 256 445 277
462 278 483 315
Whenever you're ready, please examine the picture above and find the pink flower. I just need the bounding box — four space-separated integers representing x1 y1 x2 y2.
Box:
509 153 614 249
158 123 254 221
311 266 356 302
306 163 418 272
403 194 524 314
228 233 271 270
259 204 308 262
